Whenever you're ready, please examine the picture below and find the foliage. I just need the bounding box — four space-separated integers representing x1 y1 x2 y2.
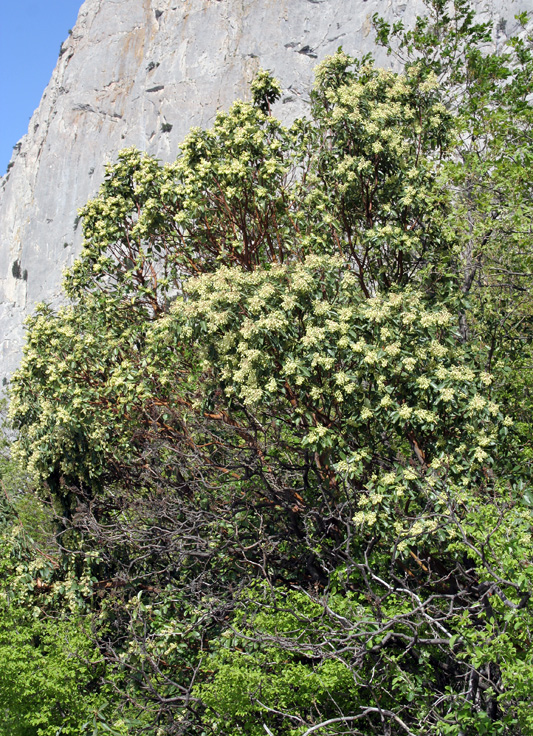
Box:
5 2 533 734
0 501 110 735
0 599 101 736
0 408 124 735
374 0 533 449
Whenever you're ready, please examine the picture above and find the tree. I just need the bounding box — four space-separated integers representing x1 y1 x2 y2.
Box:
373 0 533 457
7 4 533 734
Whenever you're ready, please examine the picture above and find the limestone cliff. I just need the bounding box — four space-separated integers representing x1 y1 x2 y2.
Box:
0 0 527 384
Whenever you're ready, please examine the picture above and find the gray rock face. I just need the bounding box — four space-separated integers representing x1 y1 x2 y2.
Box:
0 0 528 385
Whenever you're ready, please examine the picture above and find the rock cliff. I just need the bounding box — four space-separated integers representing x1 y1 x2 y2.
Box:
0 0 527 385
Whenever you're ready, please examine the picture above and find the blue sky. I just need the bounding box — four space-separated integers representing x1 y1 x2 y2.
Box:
0 0 83 174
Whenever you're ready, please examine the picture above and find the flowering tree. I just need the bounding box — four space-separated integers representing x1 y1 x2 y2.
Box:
6 8 533 734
